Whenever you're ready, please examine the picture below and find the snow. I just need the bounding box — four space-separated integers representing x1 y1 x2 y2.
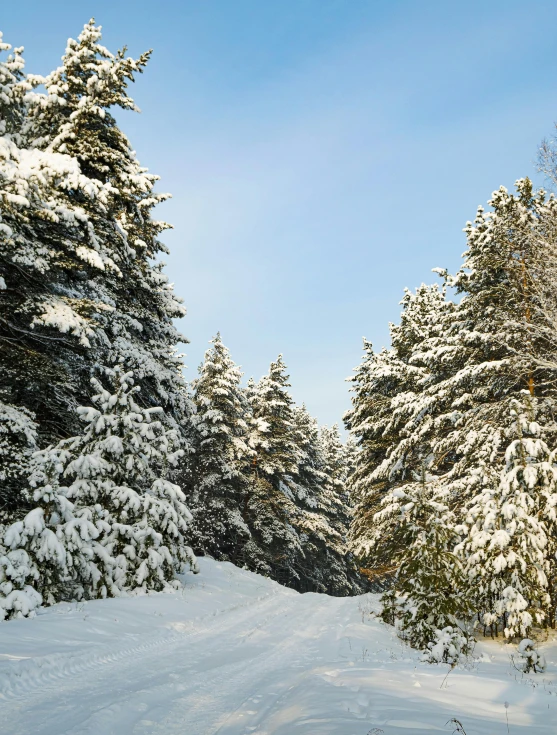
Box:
31 297 94 347
0 558 556 734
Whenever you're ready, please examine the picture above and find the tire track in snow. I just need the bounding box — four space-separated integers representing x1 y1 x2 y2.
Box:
129 594 347 735
0 588 282 703
3 589 340 735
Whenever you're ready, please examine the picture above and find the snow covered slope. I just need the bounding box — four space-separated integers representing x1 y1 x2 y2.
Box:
0 558 555 734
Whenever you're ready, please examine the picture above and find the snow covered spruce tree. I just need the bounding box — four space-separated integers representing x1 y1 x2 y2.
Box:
187 334 251 561
1 20 193 474
428 181 557 633
248 355 300 480
241 358 365 593
374 469 472 658
0 31 25 136
421 180 557 518
320 424 355 543
241 356 303 580
302 421 364 595
285 408 355 594
0 444 99 620
457 394 557 638
1 367 197 616
61 368 197 595
345 285 452 582
1 32 114 519
342 433 359 488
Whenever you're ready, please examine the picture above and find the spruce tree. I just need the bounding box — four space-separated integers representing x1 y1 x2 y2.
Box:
0 31 25 138
0 402 37 522
64 368 197 594
1 32 104 515
2 367 197 611
320 424 354 541
349 180 557 639
342 433 359 489
23 19 190 421
458 395 557 638
286 408 347 593
375 470 472 655
249 355 300 480
345 285 451 576
242 357 303 580
2 21 192 466
188 334 251 561
1 445 99 618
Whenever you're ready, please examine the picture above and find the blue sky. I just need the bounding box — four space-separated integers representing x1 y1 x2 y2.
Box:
4 1 557 428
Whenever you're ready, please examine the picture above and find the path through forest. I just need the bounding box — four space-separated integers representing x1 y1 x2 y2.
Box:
0 559 555 734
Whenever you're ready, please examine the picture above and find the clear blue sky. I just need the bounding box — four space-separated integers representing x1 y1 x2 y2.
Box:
4 1 557 428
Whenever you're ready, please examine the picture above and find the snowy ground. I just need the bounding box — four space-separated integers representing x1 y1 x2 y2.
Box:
0 559 555 735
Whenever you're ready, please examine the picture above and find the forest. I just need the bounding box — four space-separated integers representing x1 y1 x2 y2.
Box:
2 19 557 672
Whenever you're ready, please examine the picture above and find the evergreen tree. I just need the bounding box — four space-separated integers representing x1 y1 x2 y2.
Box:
1 32 105 510
23 19 190 421
349 180 557 641
241 357 304 581
286 408 347 593
320 424 353 540
249 355 300 480
342 434 359 488
423 181 556 511
188 334 251 561
376 471 472 655
458 395 557 638
515 638 547 673
1 38 35 513
1 445 99 619
244 374 364 594
345 285 451 577
0 401 37 522
2 21 192 476
0 31 25 139
2 367 197 612
64 368 197 594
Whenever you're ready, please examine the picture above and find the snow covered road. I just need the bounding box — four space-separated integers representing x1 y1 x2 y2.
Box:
1 559 556 734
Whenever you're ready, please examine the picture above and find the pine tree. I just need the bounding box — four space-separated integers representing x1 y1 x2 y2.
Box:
312 423 365 594
1 32 105 511
4 367 197 607
421 182 557 636
286 407 345 592
345 285 451 578
249 355 300 480
0 31 25 139
241 357 303 580
188 334 251 561
422 181 555 511
1 445 99 619
515 638 547 673
65 367 197 594
376 470 472 655
244 375 362 593
320 424 353 540
23 20 190 422
1 366 198 619
348 180 557 638
1 21 193 476
458 395 557 638
343 434 359 488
